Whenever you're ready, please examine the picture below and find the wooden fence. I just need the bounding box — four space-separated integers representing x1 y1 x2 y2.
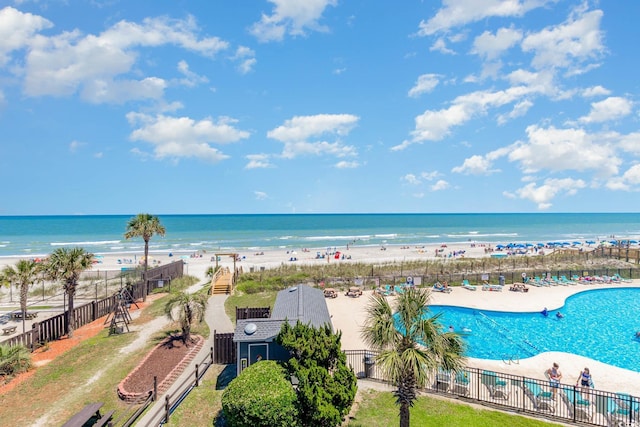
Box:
235 306 271 320
213 331 235 364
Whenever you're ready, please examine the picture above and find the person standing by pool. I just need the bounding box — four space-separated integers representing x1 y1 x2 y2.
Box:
576 367 593 394
546 362 562 400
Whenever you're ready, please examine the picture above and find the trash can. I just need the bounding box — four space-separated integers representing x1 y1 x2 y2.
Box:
498 274 505 286
363 352 375 378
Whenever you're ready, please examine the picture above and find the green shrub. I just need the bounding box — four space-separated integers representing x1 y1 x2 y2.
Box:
0 344 31 381
222 360 299 427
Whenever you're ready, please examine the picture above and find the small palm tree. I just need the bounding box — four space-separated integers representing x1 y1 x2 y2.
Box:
164 292 207 345
1 259 42 333
45 247 93 337
0 344 31 378
361 288 466 427
124 214 166 299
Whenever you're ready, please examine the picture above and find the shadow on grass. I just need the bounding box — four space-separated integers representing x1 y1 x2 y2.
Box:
216 364 236 390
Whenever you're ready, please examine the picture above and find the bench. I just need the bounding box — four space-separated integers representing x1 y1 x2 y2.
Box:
94 409 115 427
2 325 17 335
62 402 112 427
10 311 38 320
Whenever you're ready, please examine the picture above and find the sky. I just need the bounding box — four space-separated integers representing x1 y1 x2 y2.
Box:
1 0 639 215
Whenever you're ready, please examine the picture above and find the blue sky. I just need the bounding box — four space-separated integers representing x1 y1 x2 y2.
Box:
1 0 639 215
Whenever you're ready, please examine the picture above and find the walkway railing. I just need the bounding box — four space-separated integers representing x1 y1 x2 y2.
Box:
345 349 639 427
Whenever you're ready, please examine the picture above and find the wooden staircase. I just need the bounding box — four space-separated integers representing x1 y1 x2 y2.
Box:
211 267 233 295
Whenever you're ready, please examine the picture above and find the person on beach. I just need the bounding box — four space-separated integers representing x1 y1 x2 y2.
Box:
546 362 562 399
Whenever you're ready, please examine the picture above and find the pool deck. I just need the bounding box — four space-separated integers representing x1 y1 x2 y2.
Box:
327 281 640 396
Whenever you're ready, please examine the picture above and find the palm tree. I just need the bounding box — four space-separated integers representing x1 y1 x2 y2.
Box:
164 291 207 345
361 288 466 427
124 214 166 299
45 247 93 337
1 259 42 332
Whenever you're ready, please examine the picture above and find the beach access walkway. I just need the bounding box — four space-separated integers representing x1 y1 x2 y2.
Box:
134 291 233 426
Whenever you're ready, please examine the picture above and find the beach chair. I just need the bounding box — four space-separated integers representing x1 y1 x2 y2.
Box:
384 284 395 295
606 396 635 427
433 369 451 392
461 279 478 291
532 276 547 287
523 380 555 413
561 387 593 422
551 275 566 286
615 393 640 421
394 285 405 295
559 275 576 285
451 370 470 397
481 283 503 292
612 273 633 283
481 370 509 400
433 282 453 293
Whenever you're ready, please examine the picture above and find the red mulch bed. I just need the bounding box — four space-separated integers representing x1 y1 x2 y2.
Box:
124 337 193 393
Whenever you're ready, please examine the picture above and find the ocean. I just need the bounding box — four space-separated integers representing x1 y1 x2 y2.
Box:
0 213 639 258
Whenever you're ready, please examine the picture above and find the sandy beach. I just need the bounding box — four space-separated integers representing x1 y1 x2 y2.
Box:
1 241 638 396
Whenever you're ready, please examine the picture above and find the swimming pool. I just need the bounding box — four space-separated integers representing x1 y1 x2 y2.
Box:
427 288 640 372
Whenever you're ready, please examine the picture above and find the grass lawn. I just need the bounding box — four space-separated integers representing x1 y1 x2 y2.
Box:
0 293 178 426
165 364 226 426
224 291 278 324
349 390 565 427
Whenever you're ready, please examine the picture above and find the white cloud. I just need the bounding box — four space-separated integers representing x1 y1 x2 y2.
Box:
397 84 541 149
21 14 228 103
521 8 604 71
0 7 52 67
581 85 610 98
430 38 456 55
232 46 256 74
471 26 522 60
335 160 359 168
250 0 338 42
452 155 496 175
578 96 633 123
508 125 620 176
126 112 249 162
431 180 450 191
69 140 84 153
408 74 440 98
618 132 640 155
254 191 268 200
245 154 273 169
513 178 586 209
452 146 510 175
267 113 359 159
417 0 551 36
497 99 533 124
402 173 421 185
176 60 209 87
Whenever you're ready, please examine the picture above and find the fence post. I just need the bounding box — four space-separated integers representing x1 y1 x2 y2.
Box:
195 364 200 387
164 394 171 423
213 330 217 363
153 376 158 401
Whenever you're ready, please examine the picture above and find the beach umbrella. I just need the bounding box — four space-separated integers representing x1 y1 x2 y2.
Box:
496 244 505 249
525 243 534 247
586 240 596 245
572 241 581 245
537 243 545 247
630 240 639 244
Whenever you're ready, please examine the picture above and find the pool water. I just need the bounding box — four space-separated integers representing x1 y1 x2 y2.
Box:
428 288 640 372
